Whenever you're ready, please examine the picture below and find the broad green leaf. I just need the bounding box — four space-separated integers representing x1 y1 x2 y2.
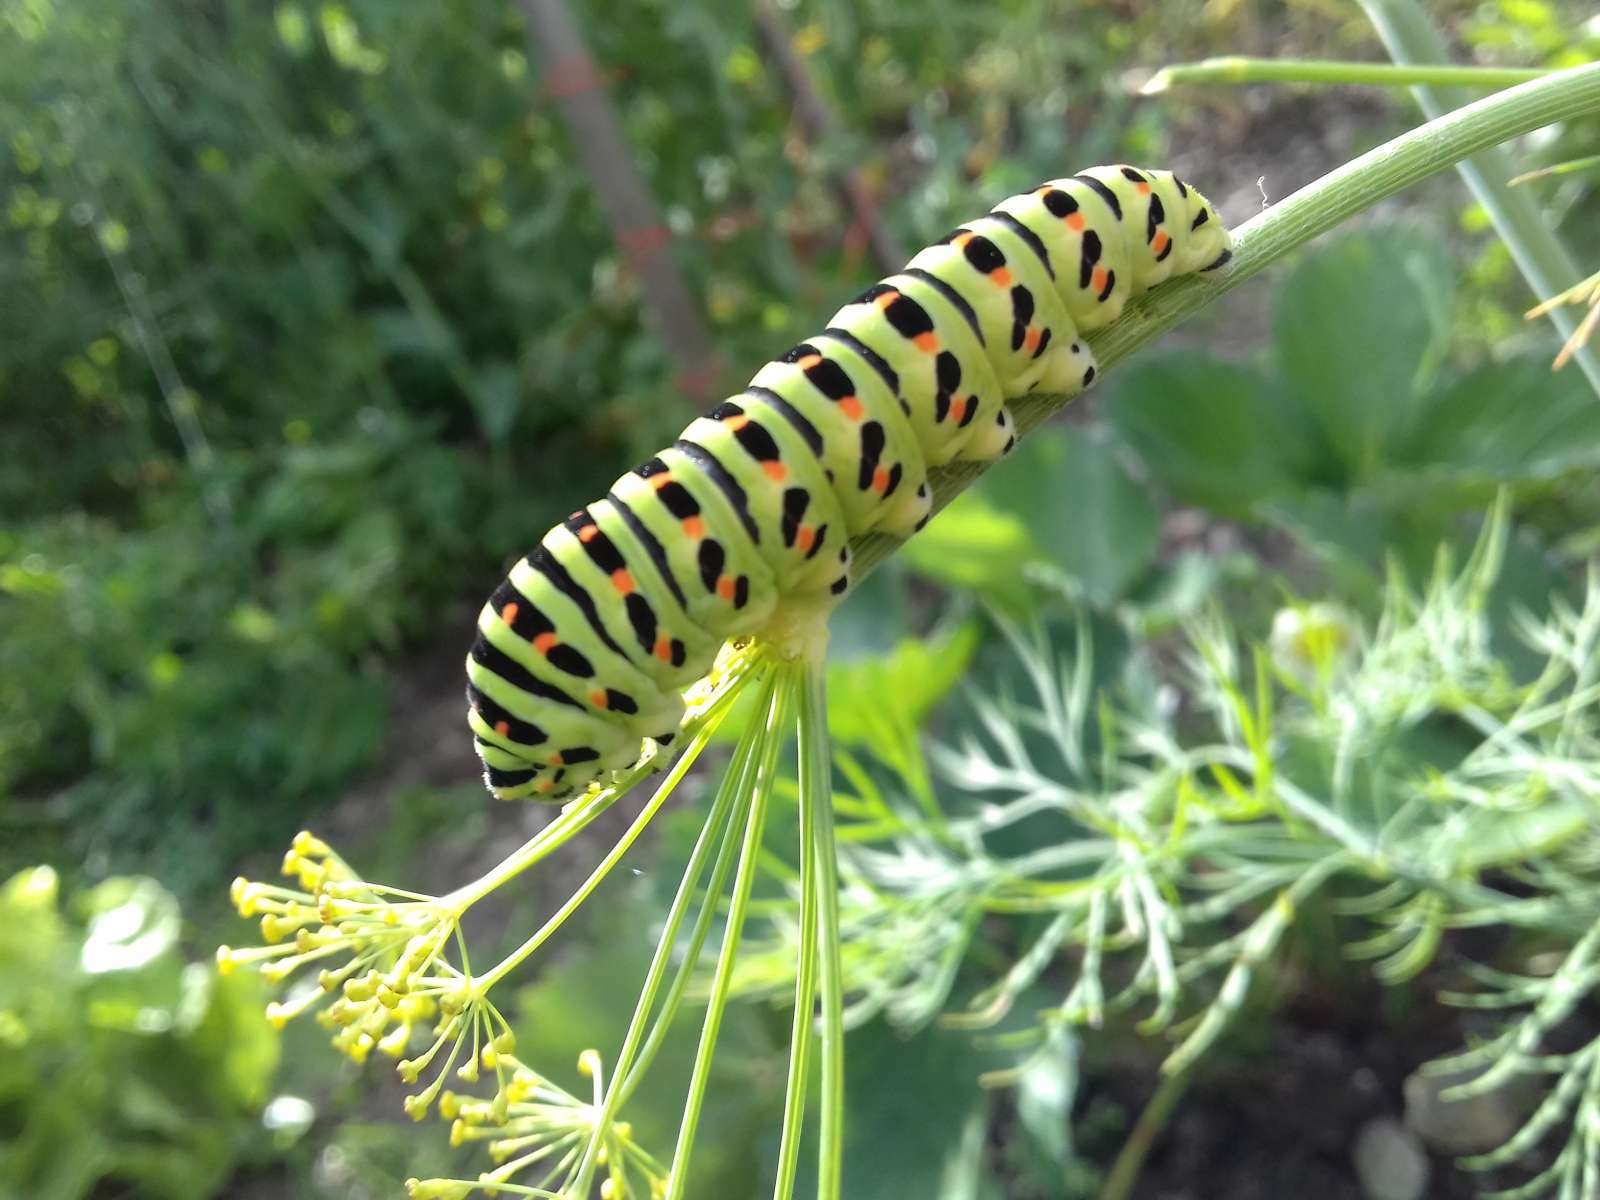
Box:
1396 355 1600 480
826 624 981 744
1108 354 1305 516
900 487 1039 611
832 1020 990 1200
828 562 911 662
77 877 180 976
980 426 1160 605
1273 230 1454 482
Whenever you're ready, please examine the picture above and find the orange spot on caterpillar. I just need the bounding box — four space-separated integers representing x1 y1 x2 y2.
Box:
795 525 816 553
501 602 520 625
992 267 1012 286
611 569 635 594
1024 327 1042 352
913 332 939 353
1091 265 1109 293
954 231 974 248
871 466 891 493
874 290 900 310
1065 213 1086 232
948 397 968 423
716 576 736 601
1135 181 1151 194
533 632 558 653
762 461 787 482
548 752 565 766
537 779 556 794
653 636 673 662
1151 230 1171 253
798 354 823 369
650 472 674 489
590 689 609 709
723 413 750 431
578 523 599 542
494 720 510 736
682 515 705 539
839 396 863 420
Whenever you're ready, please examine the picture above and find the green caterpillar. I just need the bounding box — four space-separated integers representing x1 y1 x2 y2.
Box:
467 165 1233 801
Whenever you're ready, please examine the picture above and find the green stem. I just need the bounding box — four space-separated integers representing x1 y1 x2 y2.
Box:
1510 153 1600 187
1096 1066 1195 1200
565 675 766 1195
1143 56 1547 93
772 674 823 1200
1358 0 1600 398
441 673 748 915
664 674 793 1200
847 60 1600 582
802 659 847 1200
611 748 759 1109
474 732 711 992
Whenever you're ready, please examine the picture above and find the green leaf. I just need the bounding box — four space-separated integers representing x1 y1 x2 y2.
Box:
76 877 180 977
1273 229 1454 482
825 624 981 745
1014 1029 1080 1172
981 426 1160 605
1108 354 1307 517
471 359 523 445
828 563 911 662
1395 354 1600 480
834 1020 990 1200
900 488 1039 611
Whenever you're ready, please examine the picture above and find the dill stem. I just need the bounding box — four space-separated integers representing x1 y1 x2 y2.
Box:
1096 1065 1195 1200
473 727 714 993
848 60 1600 583
440 674 745 916
772 667 822 1200
566 675 767 1196
664 675 792 1200
802 659 848 1200
1143 57 1546 93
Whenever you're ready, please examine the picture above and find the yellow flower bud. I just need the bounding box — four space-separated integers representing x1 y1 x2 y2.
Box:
215 946 237 975
378 1023 412 1058
404 1178 472 1200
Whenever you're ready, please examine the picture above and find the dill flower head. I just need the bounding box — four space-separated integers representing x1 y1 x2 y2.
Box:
217 830 464 1064
408 1049 667 1200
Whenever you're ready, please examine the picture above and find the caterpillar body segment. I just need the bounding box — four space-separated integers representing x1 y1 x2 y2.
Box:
468 165 1233 801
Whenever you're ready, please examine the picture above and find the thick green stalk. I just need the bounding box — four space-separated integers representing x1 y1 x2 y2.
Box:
848 61 1600 581
1359 0 1600 397
801 660 847 1200
1143 57 1546 93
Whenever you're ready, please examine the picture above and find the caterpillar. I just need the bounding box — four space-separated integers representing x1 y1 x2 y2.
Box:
467 165 1233 802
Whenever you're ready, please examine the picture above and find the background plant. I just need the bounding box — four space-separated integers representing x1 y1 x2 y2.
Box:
5 0 1599 1196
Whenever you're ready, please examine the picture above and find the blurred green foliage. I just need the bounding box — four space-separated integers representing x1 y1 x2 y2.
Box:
3 0 1598 1195
0 865 279 1200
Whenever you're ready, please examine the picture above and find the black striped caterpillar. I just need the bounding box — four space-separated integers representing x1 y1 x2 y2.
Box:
467 165 1233 801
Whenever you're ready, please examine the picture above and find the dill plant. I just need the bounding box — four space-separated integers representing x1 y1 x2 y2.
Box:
218 65 1600 1199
